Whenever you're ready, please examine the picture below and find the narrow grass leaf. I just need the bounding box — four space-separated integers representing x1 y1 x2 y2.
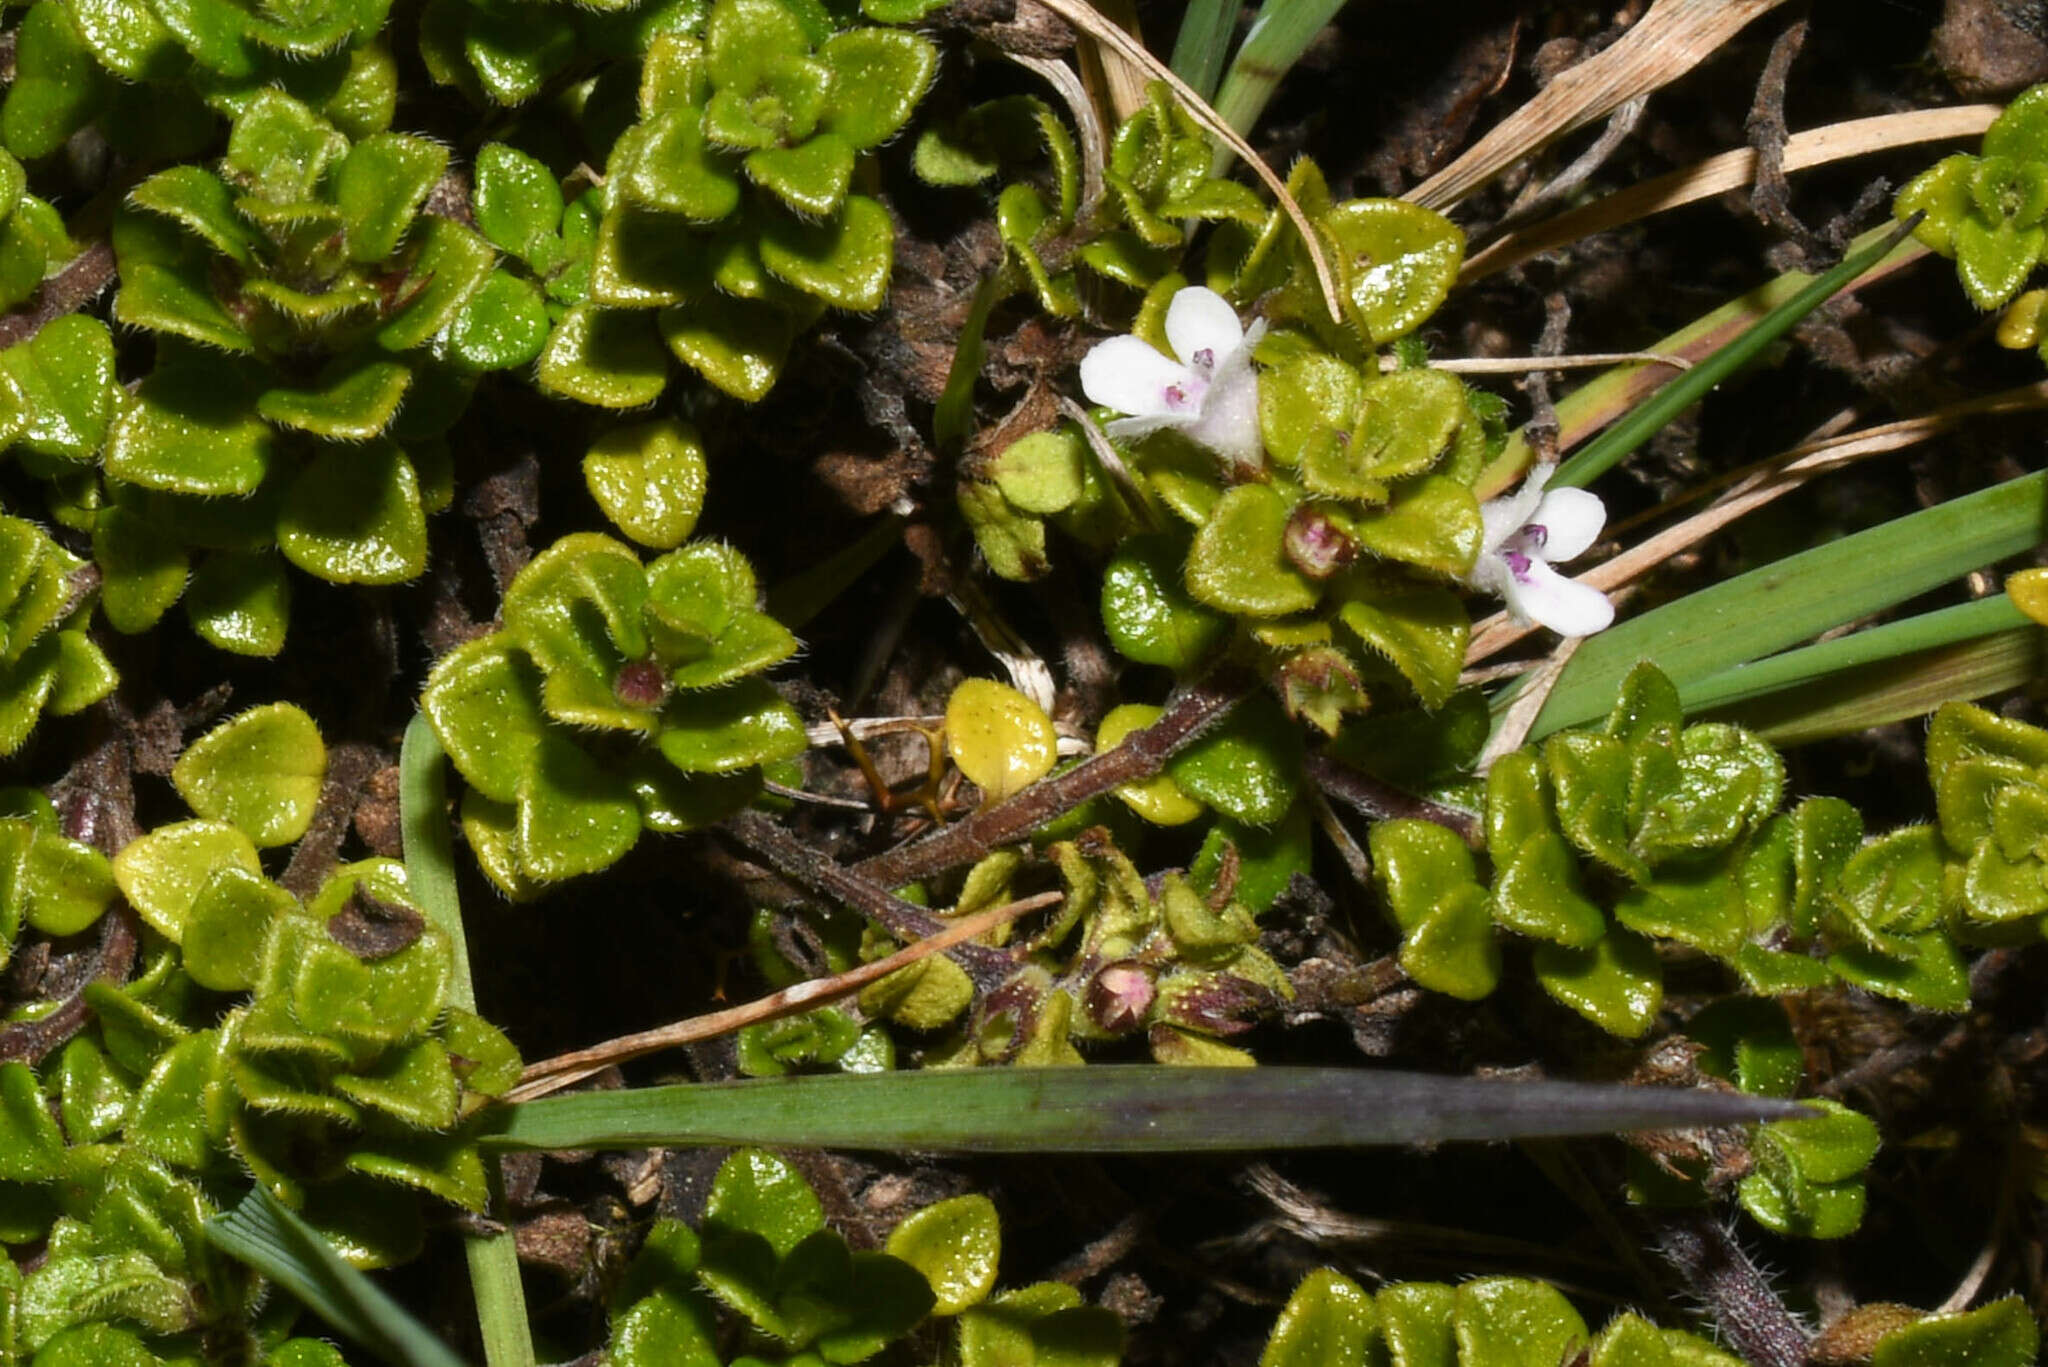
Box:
205 1184 470 1367
400 713 535 1367
483 1067 1805 1154
1211 0 1346 146
1710 621 2043 745
1517 470 2048 738
1169 0 1242 102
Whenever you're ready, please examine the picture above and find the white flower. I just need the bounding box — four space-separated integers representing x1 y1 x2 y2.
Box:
1078 286 1265 471
1468 462 1614 638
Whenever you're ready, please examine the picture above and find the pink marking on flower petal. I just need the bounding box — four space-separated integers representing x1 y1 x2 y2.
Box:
1504 550 1533 580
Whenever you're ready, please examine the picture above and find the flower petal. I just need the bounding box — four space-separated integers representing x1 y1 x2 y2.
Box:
1080 334 1189 417
1480 462 1554 554
1104 412 1184 445
1529 486 1606 562
1183 335 1263 468
1164 286 1245 369
1503 559 1614 637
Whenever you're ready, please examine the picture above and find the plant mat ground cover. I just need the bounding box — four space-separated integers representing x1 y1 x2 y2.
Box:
5 0 2048 1364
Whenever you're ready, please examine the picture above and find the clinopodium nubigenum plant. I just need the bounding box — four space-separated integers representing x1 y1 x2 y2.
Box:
423 530 805 896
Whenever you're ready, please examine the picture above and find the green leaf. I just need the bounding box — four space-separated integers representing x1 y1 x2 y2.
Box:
71 0 186 81
515 734 642 881
585 418 710 549
0 1060 66 1180
442 269 550 372
1690 997 1805 1098
1168 693 1302 825
1335 585 1468 710
1828 932 1970 1013
1533 929 1663 1038
946 678 1058 804
186 551 292 657
112 819 264 942
462 0 576 104
1261 1268 1375 1367
1955 215 2045 310
183 865 297 991
109 209 254 351
1492 831 1605 949
93 506 190 635
1317 199 1463 343
2 3 112 160
758 195 894 311
538 305 672 408
656 679 807 774
172 703 328 847
257 354 414 440
474 142 566 265
104 363 274 497
818 27 936 149
1872 1297 2039 1367
333 132 447 263
614 115 744 223
223 90 347 203
377 217 498 352
1348 473 1483 576
1452 1277 1588 1367
1378 1283 1456 1367
884 1195 999 1317
1613 867 1747 959
421 635 549 804
747 133 856 218
1101 534 1230 669
1400 883 1501 1001
1187 484 1321 617
0 315 117 462
706 1148 825 1259
1831 825 1944 945
659 292 807 402
277 441 428 585
1302 369 1464 497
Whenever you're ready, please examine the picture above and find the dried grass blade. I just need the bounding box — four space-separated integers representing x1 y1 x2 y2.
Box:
1465 106 2000 280
1408 0 1794 211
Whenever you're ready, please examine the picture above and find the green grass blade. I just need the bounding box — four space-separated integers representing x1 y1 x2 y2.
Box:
1711 622 2043 746
1169 0 1242 102
484 1068 1804 1155
401 713 535 1367
206 1185 471 1367
1551 218 1920 490
1515 471 2048 739
1212 0 1348 147
1681 595 2028 714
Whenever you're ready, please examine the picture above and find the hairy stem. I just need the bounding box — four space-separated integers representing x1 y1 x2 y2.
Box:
852 667 1255 889
1650 1209 1809 1367
1304 752 1483 847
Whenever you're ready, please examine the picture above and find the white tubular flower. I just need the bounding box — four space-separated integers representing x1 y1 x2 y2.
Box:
1078 286 1265 471
1469 462 1614 638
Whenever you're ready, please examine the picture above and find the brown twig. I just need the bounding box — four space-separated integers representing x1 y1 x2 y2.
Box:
851 668 1255 889
723 810 1016 983
0 241 117 351
1303 752 1482 847
509 889 1064 1100
0 904 139 1067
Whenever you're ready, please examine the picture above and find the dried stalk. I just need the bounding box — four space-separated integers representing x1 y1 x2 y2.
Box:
1465 106 2001 280
1408 0 1795 211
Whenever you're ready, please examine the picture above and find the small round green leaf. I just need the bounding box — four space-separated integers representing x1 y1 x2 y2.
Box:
758 194 894 311
946 678 1057 803
112 818 264 942
278 441 428 584
1102 534 1230 669
585 418 710 549
1318 198 1463 342
886 1194 1000 1316
172 702 328 846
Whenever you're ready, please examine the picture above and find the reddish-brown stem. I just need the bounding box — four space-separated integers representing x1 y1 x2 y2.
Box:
851 668 1256 889
0 241 117 351
0 904 139 1066
1304 752 1484 847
